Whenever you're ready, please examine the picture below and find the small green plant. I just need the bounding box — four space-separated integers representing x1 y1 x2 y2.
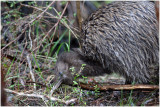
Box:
81 64 86 70
49 29 69 57
127 90 134 106
120 89 124 106
7 1 19 8
94 85 100 93
68 64 88 105
93 85 100 98
28 1 36 5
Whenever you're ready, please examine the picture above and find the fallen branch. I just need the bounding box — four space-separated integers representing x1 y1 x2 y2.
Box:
27 54 36 90
4 88 77 105
79 82 159 91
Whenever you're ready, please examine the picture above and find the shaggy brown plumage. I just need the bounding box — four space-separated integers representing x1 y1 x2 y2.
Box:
54 1 159 85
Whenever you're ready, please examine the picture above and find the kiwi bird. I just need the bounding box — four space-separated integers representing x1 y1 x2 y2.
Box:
54 1 159 85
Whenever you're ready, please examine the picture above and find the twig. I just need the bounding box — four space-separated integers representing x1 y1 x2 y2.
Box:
28 24 32 50
34 1 55 21
26 81 47 87
20 2 78 38
4 88 77 105
2 54 25 64
20 3 58 19
26 54 36 90
79 82 159 91
76 1 82 31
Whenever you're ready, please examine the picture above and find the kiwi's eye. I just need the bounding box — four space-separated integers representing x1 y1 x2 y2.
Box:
58 72 63 77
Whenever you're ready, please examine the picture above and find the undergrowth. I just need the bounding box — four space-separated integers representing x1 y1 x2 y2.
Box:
1 1 158 106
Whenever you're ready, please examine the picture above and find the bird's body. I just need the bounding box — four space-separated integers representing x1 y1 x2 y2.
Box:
55 1 159 85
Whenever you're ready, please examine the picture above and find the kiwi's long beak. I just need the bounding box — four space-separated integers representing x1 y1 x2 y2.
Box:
50 78 63 96
50 71 64 95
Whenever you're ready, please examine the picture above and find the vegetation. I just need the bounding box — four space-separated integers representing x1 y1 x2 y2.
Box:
1 1 158 106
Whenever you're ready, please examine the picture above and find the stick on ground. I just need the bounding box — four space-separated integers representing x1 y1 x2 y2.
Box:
79 82 159 91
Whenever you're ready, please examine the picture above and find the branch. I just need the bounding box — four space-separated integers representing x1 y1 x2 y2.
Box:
4 88 77 105
27 54 36 90
79 82 159 91
20 3 58 19
76 1 82 31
